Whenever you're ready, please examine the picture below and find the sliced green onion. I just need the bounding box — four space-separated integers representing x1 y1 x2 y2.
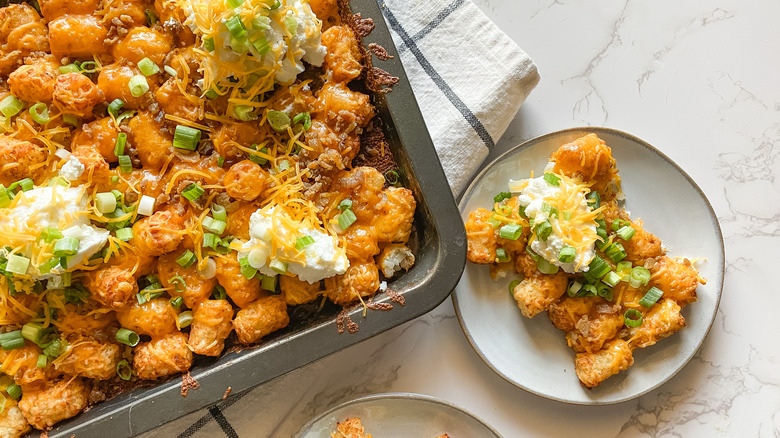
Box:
486 215 502 228
29 102 49 124
585 255 610 281
128 74 149 97
116 110 135 125
211 204 227 222
59 63 80 74
212 284 227 300
534 220 552 241
0 95 24 118
227 0 243 7
577 283 597 297
0 185 10 208
616 225 636 241
6 254 30 275
252 36 271 56
540 202 558 218
624 309 643 327
629 266 651 288
337 209 357 231
248 145 268 164
269 0 281 9
116 359 132 380
79 61 98 74
16 178 33 192
163 65 178 77
40 227 63 243
499 224 522 240
173 125 201 151
616 260 633 276
170 296 184 308
267 110 291 132
284 16 298 34
6 384 21 401
177 311 193 328
137 195 155 216
292 112 311 131
203 36 215 52
21 322 48 344
53 237 80 257
558 246 576 263
596 282 614 300
295 235 315 250
567 280 583 297
225 15 247 40
202 217 226 235
36 354 47 368
586 191 600 209
116 328 140 347
169 275 186 292
38 257 59 274
383 170 401 187
95 192 117 214
252 16 271 30
217 156 225 167
42 338 66 358
114 132 127 156
543 172 561 186
612 219 630 231
493 192 511 203
260 274 277 292
535 257 559 275
562 210 573 221
47 176 68 187
64 284 89 305
202 233 219 250
269 258 287 275
518 204 527 219
639 286 664 308
145 8 158 26
118 154 132 173
495 248 510 263
508 279 521 294
0 330 24 350
239 256 257 279
182 183 205 202
137 57 160 76
116 227 133 241
602 271 622 287
62 114 80 127
337 200 353 212
604 242 627 263
107 98 124 118
233 104 256 121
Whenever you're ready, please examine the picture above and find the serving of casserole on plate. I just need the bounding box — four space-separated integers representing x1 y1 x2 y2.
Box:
0 0 465 436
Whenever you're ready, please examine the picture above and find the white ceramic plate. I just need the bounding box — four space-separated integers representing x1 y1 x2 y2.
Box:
453 127 724 405
294 392 502 438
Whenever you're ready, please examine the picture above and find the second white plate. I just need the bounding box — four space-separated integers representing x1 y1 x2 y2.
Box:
453 127 724 404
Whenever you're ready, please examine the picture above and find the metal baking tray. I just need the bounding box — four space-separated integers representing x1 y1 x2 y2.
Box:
3 0 466 436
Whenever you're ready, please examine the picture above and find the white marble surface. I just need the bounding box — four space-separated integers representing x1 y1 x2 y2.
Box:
146 1 779 436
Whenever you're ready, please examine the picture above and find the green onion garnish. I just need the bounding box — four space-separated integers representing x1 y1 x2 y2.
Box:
116 227 133 241
493 192 511 203
212 284 227 300
128 74 149 97
252 36 271 56
540 202 558 218
116 328 140 347
64 284 89 305
63 114 80 127
59 63 80 74
487 215 501 228
170 296 183 308
95 192 117 214
616 225 636 241
170 275 186 292
596 282 614 300
118 154 132 173
585 255 610 281
29 102 49 124
267 110 291 132
145 8 158 26
578 283 597 297
292 112 311 131
40 227 63 243
624 309 643 327
629 266 651 288
499 224 522 240
108 99 125 119
36 354 47 368
558 246 576 263
239 256 256 279
543 172 561 186
604 242 627 263
639 286 664 308
54 237 80 257
233 105 256 121
509 279 521 294
586 191 600 209
164 65 177 77
175 250 196 267
495 248 510 263
337 208 357 231
6 254 30 275
173 125 201 151
225 15 247 40
338 199 353 211
137 57 160 76
0 95 24 118
295 235 315 250
252 16 271 30
611 218 630 231
211 204 227 221
116 359 132 380
567 280 582 297
21 322 48 344
203 37 215 52
79 61 98 74
0 330 24 351
534 220 552 241
182 183 205 201
616 260 632 276
260 274 277 292
284 16 298 34
177 311 193 328
602 271 622 287
42 338 66 358
202 233 219 250
269 259 287 275
202 217 226 235
270 0 281 9
114 132 127 156
6 384 21 401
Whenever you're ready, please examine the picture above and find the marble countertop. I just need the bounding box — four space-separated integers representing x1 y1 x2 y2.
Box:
146 1 777 436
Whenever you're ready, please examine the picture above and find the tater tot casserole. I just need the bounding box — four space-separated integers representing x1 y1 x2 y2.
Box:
0 0 418 433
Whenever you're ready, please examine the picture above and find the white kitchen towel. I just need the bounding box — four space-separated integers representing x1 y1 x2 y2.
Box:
380 0 540 194
142 1 539 437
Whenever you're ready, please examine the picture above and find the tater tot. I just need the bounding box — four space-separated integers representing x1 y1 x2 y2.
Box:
56 307 117 337
188 299 234 356
330 167 385 223
323 260 380 305
621 219 665 263
18 377 90 430
342 225 379 262
0 5 49 75
71 117 119 163
48 15 109 59
52 72 103 118
112 26 173 65
211 122 264 164
71 143 112 186
127 111 173 170
377 244 415 278
649 257 700 306
130 210 186 257
233 294 289 344
551 133 618 194
86 265 138 309
97 63 154 109
511 272 568 318
280 275 322 306
39 0 101 20
214 256 261 308
465 209 498 264
101 0 148 28
565 310 623 354
132 332 193 380
117 298 178 337
0 403 30 438
224 160 268 201
158 252 216 309
0 135 46 185
575 339 634 388
0 345 46 386
372 187 416 243
155 78 202 122
53 340 122 380
627 298 686 349
309 0 338 24
7 57 59 104
321 26 362 82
